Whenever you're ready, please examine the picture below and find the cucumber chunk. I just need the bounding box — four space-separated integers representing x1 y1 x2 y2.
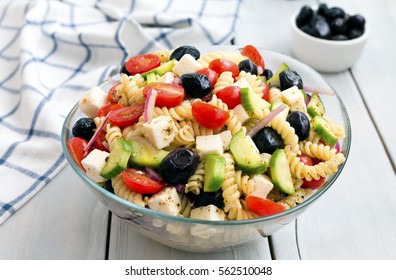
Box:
240 87 270 114
269 149 295 195
307 92 325 117
311 115 337 146
204 154 226 192
267 63 289 85
229 130 266 175
142 60 176 79
100 138 132 180
129 138 169 168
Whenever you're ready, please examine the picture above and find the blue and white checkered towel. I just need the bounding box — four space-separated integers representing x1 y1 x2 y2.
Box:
0 0 241 225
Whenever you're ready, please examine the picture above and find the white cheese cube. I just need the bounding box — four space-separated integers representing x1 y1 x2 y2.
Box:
232 104 250 124
142 116 177 149
158 72 176 83
281 86 307 113
190 205 226 221
219 130 232 150
147 187 181 216
172 54 203 76
81 149 110 183
195 134 224 158
250 174 274 199
234 77 253 91
78 86 108 118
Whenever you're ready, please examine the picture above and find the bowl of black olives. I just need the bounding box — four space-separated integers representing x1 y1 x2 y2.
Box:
290 3 369 72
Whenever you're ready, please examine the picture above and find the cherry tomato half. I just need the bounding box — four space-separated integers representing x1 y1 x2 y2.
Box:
246 195 286 216
196 68 219 87
192 102 230 130
93 130 109 152
241 45 265 74
216 86 241 109
143 82 185 108
66 137 90 171
298 154 314 166
108 103 144 127
108 82 121 104
209 58 240 79
97 103 124 117
261 82 270 102
122 168 165 194
124 54 161 75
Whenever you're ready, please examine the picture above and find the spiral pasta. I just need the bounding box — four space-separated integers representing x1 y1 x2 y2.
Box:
235 170 256 196
105 123 122 151
269 115 299 152
117 74 146 106
237 71 264 97
197 51 245 68
299 141 338 161
221 153 242 212
154 49 173 62
112 174 147 207
152 100 193 121
212 71 234 94
227 206 261 220
178 194 193 218
185 159 205 195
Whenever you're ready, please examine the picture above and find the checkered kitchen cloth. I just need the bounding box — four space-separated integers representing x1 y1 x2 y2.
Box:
0 0 242 224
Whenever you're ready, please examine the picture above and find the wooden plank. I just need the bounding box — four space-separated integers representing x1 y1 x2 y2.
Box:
0 165 109 259
108 214 272 260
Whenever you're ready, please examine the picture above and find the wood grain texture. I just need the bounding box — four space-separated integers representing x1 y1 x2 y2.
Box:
0 166 109 260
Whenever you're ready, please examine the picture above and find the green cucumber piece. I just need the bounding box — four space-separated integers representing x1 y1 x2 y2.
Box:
311 115 337 146
229 130 266 175
129 138 169 168
204 154 226 192
307 92 325 117
240 87 270 114
269 149 295 195
141 59 176 79
267 63 289 85
100 138 132 180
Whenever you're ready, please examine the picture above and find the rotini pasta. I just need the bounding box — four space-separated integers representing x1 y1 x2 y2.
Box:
237 71 264 97
221 153 242 212
112 174 147 207
212 71 234 94
185 159 205 195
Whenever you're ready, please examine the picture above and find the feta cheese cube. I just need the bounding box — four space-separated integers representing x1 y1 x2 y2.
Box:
219 130 232 150
232 104 250 124
250 174 274 199
157 72 176 84
234 77 253 91
147 187 181 216
142 116 177 149
190 205 226 221
81 149 110 183
172 54 203 76
78 86 108 118
281 86 307 113
195 134 223 158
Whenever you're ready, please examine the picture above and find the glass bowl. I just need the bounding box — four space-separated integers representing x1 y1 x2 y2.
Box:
61 48 351 253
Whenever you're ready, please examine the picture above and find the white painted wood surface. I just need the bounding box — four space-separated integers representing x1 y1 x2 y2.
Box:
0 0 395 260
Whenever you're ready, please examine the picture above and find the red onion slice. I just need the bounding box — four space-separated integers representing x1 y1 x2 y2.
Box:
144 167 163 182
84 114 109 153
247 104 286 137
144 88 158 122
303 86 335 96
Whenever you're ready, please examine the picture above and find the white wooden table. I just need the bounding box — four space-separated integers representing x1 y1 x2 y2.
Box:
1 0 395 260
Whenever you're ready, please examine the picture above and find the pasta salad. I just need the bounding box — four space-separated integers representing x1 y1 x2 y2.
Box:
67 45 346 221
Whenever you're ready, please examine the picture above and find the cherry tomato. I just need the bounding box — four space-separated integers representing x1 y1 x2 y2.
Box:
143 82 185 108
124 54 161 75
298 155 326 189
97 103 124 117
122 168 165 194
241 45 265 74
192 102 230 130
261 82 270 102
209 58 240 79
246 195 286 216
93 130 109 152
108 103 144 127
108 82 121 104
196 68 219 87
216 86 241 109
66 137 90 171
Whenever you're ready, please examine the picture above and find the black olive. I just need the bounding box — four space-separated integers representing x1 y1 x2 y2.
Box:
120 63 131 76
170 45 200 61
317 3 329 18
72 118 96 141
347 14 365 31
330 17 348 35
261 68 273 81
104 180 114 194
238 59 258 75
331 34 349 41
187 190 224 209
181 73 212 98
279 69 303 91
310 15 331 39
159 148 199 185
252 127 284 154
325 7 345 21
286 111 310 141
347 28 364 39
300 24 317 37
296 5 314 28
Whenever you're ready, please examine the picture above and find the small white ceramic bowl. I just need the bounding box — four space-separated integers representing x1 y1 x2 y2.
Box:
290 11 369 73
